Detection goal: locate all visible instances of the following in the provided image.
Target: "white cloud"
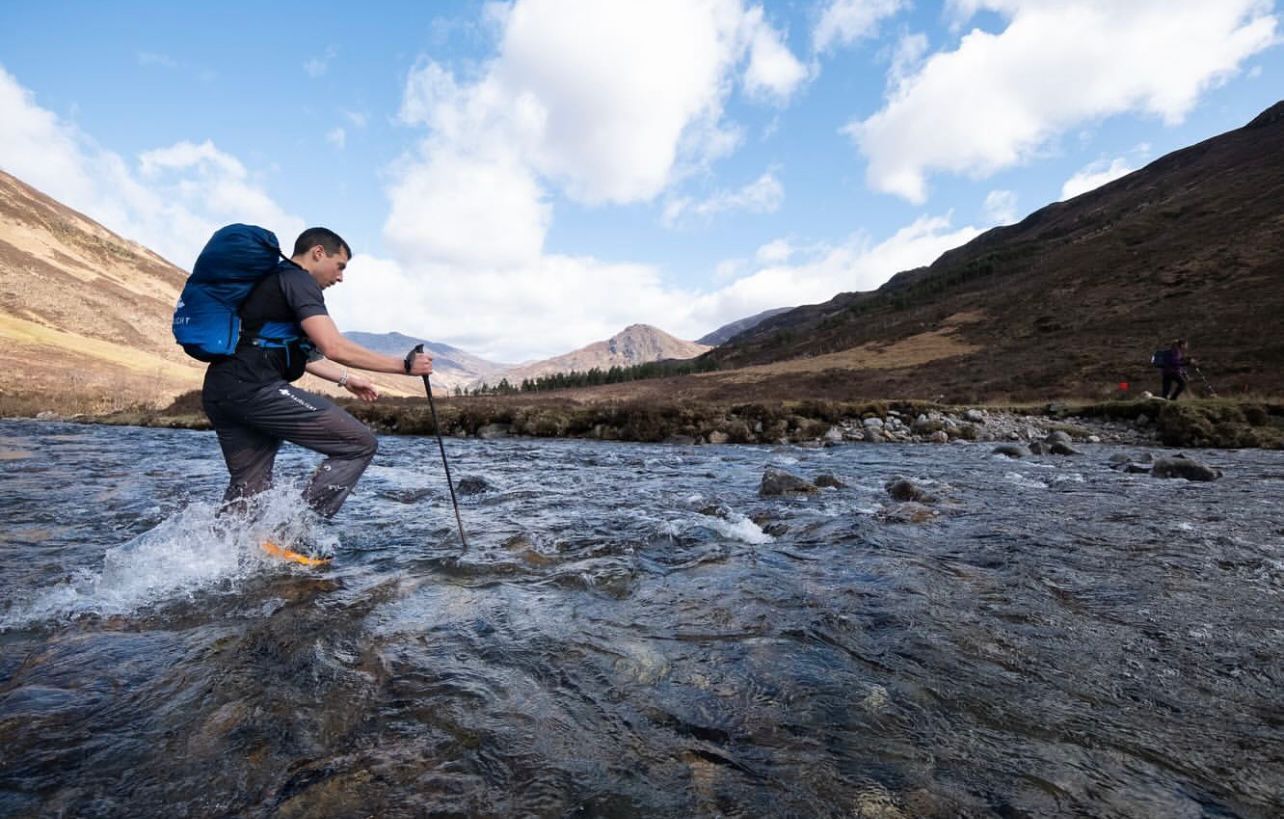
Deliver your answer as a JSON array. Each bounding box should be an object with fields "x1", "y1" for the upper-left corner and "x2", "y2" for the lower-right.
[
  {"x1": 1060, "y1": 157, "x2": 1134, "y2": 200},
  {"x1": 137, "y1": 52, "x2": 177, "y2": 68},
  {"x1": 326, "y1": 127, "x2": 346, "y2": 149},
  {"x1": 755, "y1": 238, "x2": 794, "y2": 264},
  {"x1": 814, "y1": 0, "x2": 907, "y2": 53},
  {"x1": 741, "y1": 6, "x2": 809, "y2": 102},
  {"x1": 384, "y1": 146, "x2": 549, "y2": 269},
  {"x1": 663, "y1": 171, "x2": 784, "y2": 226},
  {"x1": 983, "y1": 189, "x2": 1018, "y2": 224},
  {"x1": 849, "y1": 0, "x2": 1278, "y2": 202},
  {"x1": 303, "y1": 46, "x2": 337, "y2": 78},
  {"x1": 369, "y1": 0, "x2": 815, "y2": 356},
  {"x1": 343, "y1": 110, "x2": 368, "y2": 128},
  {"x1": 0, "y1": 66, "x2": 301, "y2": 268},
  {"x1": 887, "y1": 31, "x2": 928, "y2": 91}
]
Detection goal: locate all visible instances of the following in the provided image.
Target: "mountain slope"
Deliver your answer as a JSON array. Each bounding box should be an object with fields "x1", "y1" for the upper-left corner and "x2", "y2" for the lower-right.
[
  {"x1": 492, "y1": 324, "x2": 711, "y2": 386},
  {"x1": 697, "y1": 307, "x2": 793, "y2": 346},
  {"x1": 706, "y1": 101, "x2": 1284, "y2": 400},
  {"x1": 0, "y1": 170, "x2": 204, "y2": 406},
  {"x1": 344, "y1": 331, "x2": 511, "y2": 393}
]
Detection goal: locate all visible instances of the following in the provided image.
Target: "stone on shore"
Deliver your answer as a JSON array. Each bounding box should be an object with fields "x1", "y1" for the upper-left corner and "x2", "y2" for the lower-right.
[{"x1": 477, "y1": 423, "x2": 511, "y2": 439}]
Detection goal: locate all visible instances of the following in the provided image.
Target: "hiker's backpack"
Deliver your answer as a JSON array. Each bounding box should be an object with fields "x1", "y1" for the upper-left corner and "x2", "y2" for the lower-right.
[
  {"x1": 1150, "y1": 349, "x2": 1172, "y2": 368},
  {"x1": 172, "y1": 224, "x2": 297, "y2": 361}
]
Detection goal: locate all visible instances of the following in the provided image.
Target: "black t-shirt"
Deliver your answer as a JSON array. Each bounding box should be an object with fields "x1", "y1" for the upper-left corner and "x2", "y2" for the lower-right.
[{"x1": 203, "y1": 263, "x2": 328, "y2": 397}]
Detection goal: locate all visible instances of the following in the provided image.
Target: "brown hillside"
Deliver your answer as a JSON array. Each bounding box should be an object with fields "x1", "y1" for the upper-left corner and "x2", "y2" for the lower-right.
[
  {"x1": 0, "y1": 171, "x2": 204, "y2": 407},
  {"x1": 703, "y1": 101, "x2": 1284, "y2": 402}
]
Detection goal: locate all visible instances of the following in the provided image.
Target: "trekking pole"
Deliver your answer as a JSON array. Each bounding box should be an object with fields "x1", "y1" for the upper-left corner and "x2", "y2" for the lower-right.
[
  {"x1": 412, "y1": 344, "x2": 469, "y2": 552},
  {"x1": 1194, "y1": 366, "x2": 1217, "y2": 398}
]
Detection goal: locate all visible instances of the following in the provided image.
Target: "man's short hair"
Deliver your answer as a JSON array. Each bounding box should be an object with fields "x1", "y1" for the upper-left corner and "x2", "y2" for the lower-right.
[{"x1": 293, "y1": 227, "x2": 351, "y2": 259}]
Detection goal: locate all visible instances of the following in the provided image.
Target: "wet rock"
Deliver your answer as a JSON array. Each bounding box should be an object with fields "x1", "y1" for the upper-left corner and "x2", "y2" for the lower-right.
[
  {"x1": 1108, "y1": 452, "x2": 1131, "y2": 464},
  {"x1": 885, "y1": 477, "x2": 935, "y2": 504},
  {"x1": 929, "y1": 430, "x2": 949, "y2": 444},
  {"x1": 759, "y1": 467, "x2": 818, "y2": 496},
  {"x1": 456, "y1": 475, "x2": 492, "y2": 495},
  {"x1": 824, "y1": 426, "x2": 844, "y2": 443},
  {"x1": 1123, "y1": 463, "x2": 1152, "y2": 474},
  {"x1": 1045, "y1": 430, "x2": 1073, "y2": 446},
  {"x1": 992, "y1": 444, "x2": 1028, "y2": 459},
  {"x1": 382, "y1": 487, "x2": 435, "y2": 504},
  {"x1": 1152, "y1": 456, "x2": 1222, "y2": 481},
  {"x1": 1048, "y1": 442, "x2": 1081, "y2": 456},
  {"x1": 706, "y1": 430, "x2": 730, "y2": 445},
  {"x1": 749, "y1": 513, "x2": 789, "y2": 537},
  {"x1": 814, "y1": 472, "x2": 847, "y2": 489},
  {"x1": 477, "y1": 422, "x2": 511, "y2": 439},
  {"x1": 666, "y1": 434, "x2": 698, "y2": 445},
  {"x1": 844, "y1": 429, "x2": 866, "y2": 442},
  {"x1": 1028, "y1": 441, "x2": 1045, "y2": 455},
  {"x1": 698, "y1": 504, "x2": 731, "y2": 519},
  {"x1": 864, "y1": 428, "x2": 884, "y2": 443},
  {"x1": 880, "y1": 502, "x2": 938, "y2": 524}
]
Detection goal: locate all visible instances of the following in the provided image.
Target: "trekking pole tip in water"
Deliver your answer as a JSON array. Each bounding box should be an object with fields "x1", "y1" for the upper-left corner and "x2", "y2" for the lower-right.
[{"x1": 410, "y1": 343, "x2": 469, "y2": 553}]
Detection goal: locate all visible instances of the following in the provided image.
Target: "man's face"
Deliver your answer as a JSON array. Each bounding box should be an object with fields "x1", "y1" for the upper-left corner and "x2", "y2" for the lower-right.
[{"x1": 303, "y1": 246, "x2": 349, "y2": 289}]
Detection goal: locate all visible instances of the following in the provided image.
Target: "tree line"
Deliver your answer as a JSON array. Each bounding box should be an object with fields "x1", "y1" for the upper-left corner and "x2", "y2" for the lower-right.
[{"x1": 456, "y1": 357, "x2": 721, "y2": 396}]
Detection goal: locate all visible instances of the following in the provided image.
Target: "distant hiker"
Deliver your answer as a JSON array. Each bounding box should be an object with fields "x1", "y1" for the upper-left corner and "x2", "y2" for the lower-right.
[
  {"x1": 192, "y1": 226, "x2": 433, "y2": 531},
  {"x1": 1152, "y1": 339, "x2": 1196, "y2": 400}
]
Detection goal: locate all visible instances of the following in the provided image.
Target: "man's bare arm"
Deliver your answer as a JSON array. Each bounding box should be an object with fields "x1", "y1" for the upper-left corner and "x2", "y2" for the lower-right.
[{"x1": 301, "y1": 315, "x2": 433, "y2": 375}]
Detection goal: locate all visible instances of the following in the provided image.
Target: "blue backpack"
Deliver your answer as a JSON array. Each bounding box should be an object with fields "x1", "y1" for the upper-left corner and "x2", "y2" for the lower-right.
[{"x1": 172, "y1": 224, "x2": 304, "y2": 361}]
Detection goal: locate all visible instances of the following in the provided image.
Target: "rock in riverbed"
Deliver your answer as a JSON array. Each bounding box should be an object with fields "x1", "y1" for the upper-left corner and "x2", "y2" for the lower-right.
[
  {"x1": 885, "y1": 477, "x2": 935, "y2": 504},
  {"x1": 760, "y1": 468, "x2": 818, "y2": 496},
  {"x1": 1152, "y1": 456, "x2": 1222, "y2": 482}
]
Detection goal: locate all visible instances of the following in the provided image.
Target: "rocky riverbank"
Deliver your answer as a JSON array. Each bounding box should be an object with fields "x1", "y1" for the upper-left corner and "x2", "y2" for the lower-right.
[{"x1": 31, "y1": 393, "x2": 1284, "y2": 450}]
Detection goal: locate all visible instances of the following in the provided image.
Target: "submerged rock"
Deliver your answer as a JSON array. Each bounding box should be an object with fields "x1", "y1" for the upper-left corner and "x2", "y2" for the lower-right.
[
  {"x1": 1048, "y1": 442, "x2": 1081, "y2": 456},
  {"x1": 879, "y1": 501, "x2": 938, "y2": 524},
  {"x1": 1152, "y1": 456, "x2": 1222, "y2": 482},
  {"x1": 992, "y1": 444, "x2": 1028, "y2": 459},
  {"x1": 456, "y1": 475, "x2": 492, "y2": 495},
  {"x1": 759, "y1": 467, "x2": 818, "y2": 496},
  {"x1": 814, "y1": 472, "x2": 847, "y2": 489},
  {"x1": 885, "y1": 477, "x2": 935, "y2": 504}
]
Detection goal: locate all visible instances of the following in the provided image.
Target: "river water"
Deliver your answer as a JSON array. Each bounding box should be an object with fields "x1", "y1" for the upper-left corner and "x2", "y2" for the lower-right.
[{"x1": 0, "y1": 419, "x2": 1281, "y2": 817}]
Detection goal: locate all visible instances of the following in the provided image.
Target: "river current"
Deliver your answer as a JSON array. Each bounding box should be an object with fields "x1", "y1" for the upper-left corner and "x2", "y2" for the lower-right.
[{"x1": 0, "y1": 419, "x2": 1281, "y2": 817}]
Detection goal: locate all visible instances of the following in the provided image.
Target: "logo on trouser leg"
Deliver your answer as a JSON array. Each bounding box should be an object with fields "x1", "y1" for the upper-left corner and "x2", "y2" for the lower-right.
[{"x1": 277, "y1": 387, "x2": 319, "y2": 411}]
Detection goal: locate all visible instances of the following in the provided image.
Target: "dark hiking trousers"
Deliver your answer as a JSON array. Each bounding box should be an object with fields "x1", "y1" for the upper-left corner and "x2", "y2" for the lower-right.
[
  {"x1": 1162, "y1": 372, "x2": 1187, "y2": 400},
  {"x1": 203, "y1": 381, "x2": 377, "y2": 518}
]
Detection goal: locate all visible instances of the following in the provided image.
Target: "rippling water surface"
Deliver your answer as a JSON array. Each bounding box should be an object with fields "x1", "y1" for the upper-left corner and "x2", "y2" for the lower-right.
[{"x1": 1, "y1": 419, "x2": 1282, "y2": 817}]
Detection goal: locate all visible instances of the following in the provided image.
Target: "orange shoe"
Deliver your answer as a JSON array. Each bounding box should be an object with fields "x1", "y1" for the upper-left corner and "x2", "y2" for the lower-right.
[{"x1": 260, "y1": 538, "x2": 333, "y2": 567}]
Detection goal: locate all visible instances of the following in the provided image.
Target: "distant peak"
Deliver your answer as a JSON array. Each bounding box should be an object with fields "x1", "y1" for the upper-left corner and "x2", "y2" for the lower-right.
[{"x1": 1246, "y1": 100, "x2": 1284, "y2": 129}]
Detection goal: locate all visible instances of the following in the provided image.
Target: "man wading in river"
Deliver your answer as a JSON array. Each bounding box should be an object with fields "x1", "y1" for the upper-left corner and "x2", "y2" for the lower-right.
[{"x1": 194, "y1": 227, "x2": 434, "y2": 560}]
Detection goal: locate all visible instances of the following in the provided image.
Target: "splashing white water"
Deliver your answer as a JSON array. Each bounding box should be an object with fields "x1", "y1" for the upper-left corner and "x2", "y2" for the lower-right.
[{"x1": 1, "y1": 486, "x2": 339, "y2": 628}]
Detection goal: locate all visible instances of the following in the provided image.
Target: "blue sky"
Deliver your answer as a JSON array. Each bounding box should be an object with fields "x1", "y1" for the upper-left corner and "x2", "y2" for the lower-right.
[{"x1": 1, "y1": 1, "x2": 1280, "y2": 362}]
